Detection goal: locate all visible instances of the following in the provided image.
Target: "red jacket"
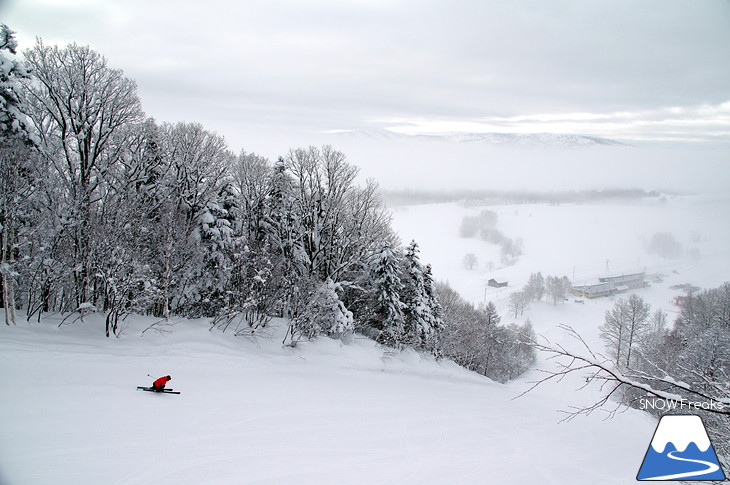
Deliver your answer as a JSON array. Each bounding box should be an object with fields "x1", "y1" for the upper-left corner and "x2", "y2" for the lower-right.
[{"x1": 153, "y1": 376, "x2": 171, "y2": 388}]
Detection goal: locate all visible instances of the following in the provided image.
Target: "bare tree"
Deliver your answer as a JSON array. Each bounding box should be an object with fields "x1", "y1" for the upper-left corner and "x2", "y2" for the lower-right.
[
  {"x1": 231, "y1": 150, "x2": 271, "y2": 237},
  {"x1": 462, "y1": 253, "x2": 478, "y2": 270},
  {"x1": 285, "y1": 145, "x2": 389, "y2": 281},
  {"x1": 509, "y1": 290, "x2": 529, "y2": 318},
  {"x1": 22, "y1": 41, "x2": 143, "y2": 307},
  {"x1": 599, "y1": 295, "x2": 650, "y2": 367},
  {"x1": 545, "y1": 275, "x2": 571, "y2": 305}
]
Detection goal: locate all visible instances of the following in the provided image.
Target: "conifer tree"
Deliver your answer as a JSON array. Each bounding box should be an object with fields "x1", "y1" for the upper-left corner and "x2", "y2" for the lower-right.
[
  {"x1": 422, "y1": 263, "x2": 445, "y2": 355},
  {"x1": 0, "y1": 24, "x2": 31, "y2": 137},
  {"x1": 482, "y1": 301, "x2": 501, "y2": 326},
  {"x1": 368, "y1": 241, "x2": 406, "y2": 348},
  {"x1": 401, "y1": 240, "x2": 443, "y2": 354}
]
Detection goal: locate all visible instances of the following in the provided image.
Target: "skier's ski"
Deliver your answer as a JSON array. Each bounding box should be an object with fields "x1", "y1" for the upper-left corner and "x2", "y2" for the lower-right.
[{"x1": 136, "y1": 386, "x2": 180, "y2": 394}]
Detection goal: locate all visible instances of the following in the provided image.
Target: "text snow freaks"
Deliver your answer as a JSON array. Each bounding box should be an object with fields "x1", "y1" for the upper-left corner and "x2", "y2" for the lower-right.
[{"x1": 639, "y1": 398, "x2": 726, "y2": 412}]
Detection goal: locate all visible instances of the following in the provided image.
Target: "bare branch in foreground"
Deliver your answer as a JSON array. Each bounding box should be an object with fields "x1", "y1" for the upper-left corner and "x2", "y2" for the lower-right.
[{"x1": 515, "y1": 324, "x2": 730, "y2": 420}]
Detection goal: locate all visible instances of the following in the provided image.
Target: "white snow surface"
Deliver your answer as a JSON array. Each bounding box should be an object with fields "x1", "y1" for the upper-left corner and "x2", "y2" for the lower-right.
[
  {"x1": 2, "y1": 194, "x2": 728, "y2": 484},
  {"x1": 0, "y1": 316, "x2": 652, "y2": 485},
  {"x1": 651, "y1": 415, "x2": 711, "y2": 453}
]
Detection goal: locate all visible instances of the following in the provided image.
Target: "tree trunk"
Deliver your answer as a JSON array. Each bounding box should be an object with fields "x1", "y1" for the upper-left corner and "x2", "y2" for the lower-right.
[{"x1": 1, "y1": 217, "x2": 15, "y2": 324}]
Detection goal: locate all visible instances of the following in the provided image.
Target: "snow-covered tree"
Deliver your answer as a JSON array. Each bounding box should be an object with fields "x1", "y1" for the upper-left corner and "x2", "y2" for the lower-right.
[
  {"x1": 216, "y1": 240, "x2": 275, "y2": 334},
  {"x1": 260, "y1": 158, "x2": 306, "y2": 317},
  {"x1": 195, "y1": 183, "x2": 238, "y2": 316},
  {"x1": 524, "y1": 272, "x2": 545, "y2": 301},
  {"x1": 501, "y1": 237, "x2": 523, "y2": 265},
  {"x1": 422, "y1": 263, "x2": 445, "y2": 355},
  {"x1": 278, "y1": 146, "x2": 393, "y2": 320},
  {"x1": 232, "y1": 150, "x2": 271, "y2": 239},
  {"x1": 492, "y1": 321, "x2": 536, "y2": 381},
  {"x1": 367, "y1": 241, "x2": 406, "y2": 348},
  {"x1": 289, "y1": 278, "x2": 353, "y2": 342},
  {"x1": 0, "y1": 139, "x2": 38, "y2": 325},
  {"x1": 22, "y1": 41, "x2": 144, "y2": 308},
  {"x1": 0, "y1": 25, "x2": 33, "y2": 324},
  {"x1": 0, "y1": 24, "x2": 31, "y2": 137},
  {"x1": 401, "y1": 240, "x2": 443, "y2": 353},
  {"x1": 162, "y1": 122, "x2": 232, "y2": 221},
  {"x1": 438, "y1": 282, "x2": 534, "y2": 382},
  {"x1": 481, "y1": 301, "x2": 501, "y2": 326},
  {"x1": 158, "y1": 122, "x2": 233, "y2": 316},
  {"x1": 527, "y1": 284, "x2": 730, "y2": 460}
]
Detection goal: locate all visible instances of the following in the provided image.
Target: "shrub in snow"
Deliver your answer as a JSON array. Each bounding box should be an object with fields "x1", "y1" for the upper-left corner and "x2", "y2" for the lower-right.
[{"x1": 290, "y1": 279, "x2": 354, "y2": 342}]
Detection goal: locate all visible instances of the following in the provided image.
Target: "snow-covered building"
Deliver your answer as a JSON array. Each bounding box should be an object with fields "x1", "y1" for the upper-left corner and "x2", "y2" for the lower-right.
[
  {"x1": 598, "y1": 272, "x2": 646, "y2": 290},
  {"x1": 571, "y1": 282, "x2": 616, "y2": 299},
  {"x1": 488, "y1": 278, "x2": 508, "y2": 288},
  {"x1": 572, "y1": 272, "x2": 646, "y2": 299}
]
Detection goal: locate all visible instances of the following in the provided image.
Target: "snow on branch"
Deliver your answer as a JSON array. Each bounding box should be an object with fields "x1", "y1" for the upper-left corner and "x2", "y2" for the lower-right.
[{"x1": 516, "y1": 324, "x2": 730, "y2": 421}]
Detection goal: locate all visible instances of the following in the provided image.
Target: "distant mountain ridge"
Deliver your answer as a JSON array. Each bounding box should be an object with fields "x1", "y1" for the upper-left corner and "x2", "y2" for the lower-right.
[{"x1": 332, "y1": 128, "x2": 627, "y2": 148}]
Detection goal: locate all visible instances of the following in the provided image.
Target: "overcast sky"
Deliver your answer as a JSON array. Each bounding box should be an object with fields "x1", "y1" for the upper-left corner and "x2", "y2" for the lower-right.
[{"x1": 3, "y1": 0, "x2": 730, "y2": 152}]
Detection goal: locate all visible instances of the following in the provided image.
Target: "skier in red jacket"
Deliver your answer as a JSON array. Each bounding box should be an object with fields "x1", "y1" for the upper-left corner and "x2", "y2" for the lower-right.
[{"x1": 151, "y1": 375, "x2": 171, "y2": 391}]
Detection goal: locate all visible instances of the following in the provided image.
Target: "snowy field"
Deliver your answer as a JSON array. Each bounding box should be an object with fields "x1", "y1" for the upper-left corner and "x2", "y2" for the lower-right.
[
  {"x1": 2, "y1": 194, "x2": 729, "y2": 485},
  {"x1": 392, "y1": 194, "x2": 730, "y2": 306}
]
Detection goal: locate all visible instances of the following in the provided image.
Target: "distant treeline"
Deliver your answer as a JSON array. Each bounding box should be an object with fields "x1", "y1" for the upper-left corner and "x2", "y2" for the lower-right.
[{"x1": 382, "y1": 188, "x2": 662, "y2": 207}]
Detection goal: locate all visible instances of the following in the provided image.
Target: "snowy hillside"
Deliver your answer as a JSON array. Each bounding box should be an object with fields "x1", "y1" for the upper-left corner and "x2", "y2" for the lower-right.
[
  {"x1": 5, "y1": 194, "x2": 728, "y2": 484},
  {"x1": 1, "y1": 314, "x2": 655, "y2": 485}
]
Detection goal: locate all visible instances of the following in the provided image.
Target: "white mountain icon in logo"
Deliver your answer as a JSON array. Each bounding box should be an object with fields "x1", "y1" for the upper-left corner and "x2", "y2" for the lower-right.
[{"x1": 637, "y1": 415, "x2": 725, "y2": 481}]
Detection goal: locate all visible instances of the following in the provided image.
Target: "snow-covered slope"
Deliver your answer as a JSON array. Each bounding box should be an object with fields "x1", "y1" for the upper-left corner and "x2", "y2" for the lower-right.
[
  {"x1": 2, "y1": 195, "x2": 727, "y2": 485},
  {"x1": 0, "y1": 314, "x2": 653, "y2": 485}
]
